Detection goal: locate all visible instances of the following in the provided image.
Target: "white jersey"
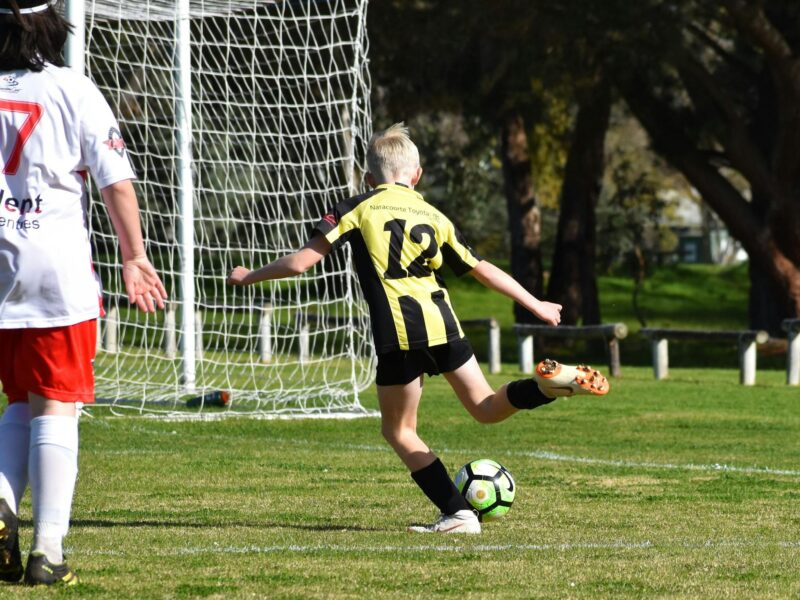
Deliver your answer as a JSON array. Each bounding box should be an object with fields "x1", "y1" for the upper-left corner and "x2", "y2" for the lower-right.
[{"x1": 0, "y1": 63, "x2": 135, "y2": 328}]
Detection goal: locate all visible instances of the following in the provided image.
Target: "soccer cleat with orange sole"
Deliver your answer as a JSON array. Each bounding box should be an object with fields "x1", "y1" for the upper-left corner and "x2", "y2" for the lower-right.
[{"x1": 534, "y1": 358, "x2": 610, "y2": 398}]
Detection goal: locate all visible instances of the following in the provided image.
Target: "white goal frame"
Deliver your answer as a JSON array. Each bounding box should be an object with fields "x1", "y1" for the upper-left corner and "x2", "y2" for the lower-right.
[{"x1": 64, "y1": 0, "x2": 376, "y2": 418}]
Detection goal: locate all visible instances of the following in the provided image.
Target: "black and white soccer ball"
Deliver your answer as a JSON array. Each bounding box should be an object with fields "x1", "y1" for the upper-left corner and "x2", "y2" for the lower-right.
[{"x1": 454, "y1": 459, "x2": 516, "y2": 521}]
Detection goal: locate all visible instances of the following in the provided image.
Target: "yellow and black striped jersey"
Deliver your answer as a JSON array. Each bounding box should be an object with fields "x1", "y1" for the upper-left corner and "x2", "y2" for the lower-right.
[{"x1": 313, "y1": 183, "x2": 482, "y2": 353}]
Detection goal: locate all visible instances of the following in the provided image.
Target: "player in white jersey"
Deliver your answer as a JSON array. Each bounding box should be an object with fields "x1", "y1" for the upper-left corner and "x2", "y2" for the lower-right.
[{"x1": 0, "y1": 0, "x2": 167, "y2": 586}]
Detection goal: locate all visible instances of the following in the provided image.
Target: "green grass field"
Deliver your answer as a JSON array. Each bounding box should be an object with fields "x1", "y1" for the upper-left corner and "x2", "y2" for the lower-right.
[
  {"x1": 2, "y1": 263, "x2": 799, "y2": 597},
  {"x1": 2, "y1": 366, "x2": 799, "y2": 598}
]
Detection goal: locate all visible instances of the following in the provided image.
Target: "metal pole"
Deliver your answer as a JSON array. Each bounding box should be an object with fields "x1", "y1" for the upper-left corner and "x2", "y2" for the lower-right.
[
  {"x1": 176, "y1": 0, "x2": 195, "y2": 392},
  {"x1": 64, "y1": 0, "x2": 85, "y2": 75}
]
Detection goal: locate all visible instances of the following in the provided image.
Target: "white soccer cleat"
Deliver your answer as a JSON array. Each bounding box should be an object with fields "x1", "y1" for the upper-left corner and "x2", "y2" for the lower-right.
[
  {"x1": 407, "y1": 509, "x2": 481, "y2": 534},
  {"x1": 534, "y1": 358, "x2": 610, "y2": 398}
]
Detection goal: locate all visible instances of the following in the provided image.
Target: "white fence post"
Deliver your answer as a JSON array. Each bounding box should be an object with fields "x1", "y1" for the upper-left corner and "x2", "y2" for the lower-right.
[
  {"x1": 739, "y1": 335, "x2": 757, "y2": 386},
  {"x1": 788, "y1": 329, "x2": 800, "y2": 386},
  {"x1": 164, "y1": 304, "x2": 177, "y2": 359},
  {"x1": 488, "y1": 319, "x2": 501, "y2": 374},
  {"x1": 299, "y1": 323, "x2": 310, "y2": 365},
  {"x1": 653, "y1": 337, "x2": 668, "y2": 380},
  {"x1": 784, "y1": 320, "x2": 800, "y2": 386},
  {"x1": 259, "y1": 304, "x2": 273, "y2": 363},
  {"x1": 104, "y1": 306, "x2": 119, "y2": 354},
  {"x1": 518, "y1": 333, "x2": 533, "y2": 374},
  {"x1": 195, "y1": 310, "x2": 204, "y2": 360}
]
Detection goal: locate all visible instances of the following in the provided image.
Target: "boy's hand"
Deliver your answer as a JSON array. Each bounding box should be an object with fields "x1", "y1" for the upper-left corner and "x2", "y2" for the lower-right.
[
  {"x1": 122, "y1": 256, "x2": 168, "y2": 313},
  {"x1": 533, "y1": 300, "x2": 562, "y2": 326},
  {"x1": 227, "y1": 266, "x2": 252, "y2": 286}
]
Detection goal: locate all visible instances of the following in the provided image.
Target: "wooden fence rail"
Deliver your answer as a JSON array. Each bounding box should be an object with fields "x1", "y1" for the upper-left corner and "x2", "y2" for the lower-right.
[
  {"x1": 96, "y1": 299, "x2": 800, "y2": 387},
  {"x1": 513, "y1": 323, "x2": 628, "y2": 377},
  {"x1": 640, "y1": 328, "x2": 769, "y2": 385}
]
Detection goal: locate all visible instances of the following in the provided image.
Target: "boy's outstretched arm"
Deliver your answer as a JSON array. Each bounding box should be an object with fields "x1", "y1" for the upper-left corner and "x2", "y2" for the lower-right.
[
  {"x1": 227, "y1": 234, "x2": 332, "y2": 286},
  {"x1": 469, "y1": 260, "x2": 562, "y2": 326}
]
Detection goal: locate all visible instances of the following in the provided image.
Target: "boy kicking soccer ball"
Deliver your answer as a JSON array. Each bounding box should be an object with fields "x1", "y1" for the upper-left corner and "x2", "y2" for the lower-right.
[
  {"x1": 227, "y1": 123, "x2": 608, "y2": 534},
  {"x1": 0, "y1": 0, "x2": 167, "y2": 585}
]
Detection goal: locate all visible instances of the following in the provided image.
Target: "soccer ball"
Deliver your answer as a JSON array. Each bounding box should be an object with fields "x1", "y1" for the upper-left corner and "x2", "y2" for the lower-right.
[{"x1": 454, "y1": 459, "x2": 516, "y2": 521}]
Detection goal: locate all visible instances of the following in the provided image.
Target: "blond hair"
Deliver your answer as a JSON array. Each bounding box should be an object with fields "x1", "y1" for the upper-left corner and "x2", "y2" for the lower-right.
[{"x1": 366, "y1": 122, "x2": 420, "y2": 183}]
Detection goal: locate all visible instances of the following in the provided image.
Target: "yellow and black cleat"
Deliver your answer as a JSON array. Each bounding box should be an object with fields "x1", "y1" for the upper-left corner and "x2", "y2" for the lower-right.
[
  {"x1": 23, "y1": 551, "x2": 78, "y2": 586},
  {"x1": 0, "y1": 499, "x2": 23, "y2": 583}
]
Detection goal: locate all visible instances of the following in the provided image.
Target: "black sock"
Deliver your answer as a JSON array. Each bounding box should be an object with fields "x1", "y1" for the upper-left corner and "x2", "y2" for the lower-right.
[
  {"x1": 410, "y1": 458, "x2": 470, "y2": 515},
  {"x1": 506, "y1": 378, "x2": 556, "y2": 410}
]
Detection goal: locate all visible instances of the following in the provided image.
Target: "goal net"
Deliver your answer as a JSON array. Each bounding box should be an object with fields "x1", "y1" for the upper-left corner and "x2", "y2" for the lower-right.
[{"x1": 79, "y1": 0, "x2": 375, "y2": 417}]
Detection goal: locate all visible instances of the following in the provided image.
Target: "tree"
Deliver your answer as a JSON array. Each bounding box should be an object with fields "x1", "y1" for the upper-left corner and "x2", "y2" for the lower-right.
[
  {"x1": 366, "y1": 0, "x2": 800, "y2": 333},
  {"x1": 546, "y1": 78, "x2": 611, "y2": 325},
  {"x1": 520, "y1": 0, "x2": 800, "y2": 332},
  {"x1": 367, "y1": 2, "x2": 592, "y2": 319},
  {"x1": 608, "y1": 0, "x2": 800, "y2": 333},
  {"x1": 500, "y1": 113, "x2": 545, "y2": 323}
]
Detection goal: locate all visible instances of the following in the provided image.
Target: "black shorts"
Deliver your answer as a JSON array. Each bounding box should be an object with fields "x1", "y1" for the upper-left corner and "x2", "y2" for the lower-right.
[{"x1": 375, "y1": 338, "x2": 474, "y2": 386}]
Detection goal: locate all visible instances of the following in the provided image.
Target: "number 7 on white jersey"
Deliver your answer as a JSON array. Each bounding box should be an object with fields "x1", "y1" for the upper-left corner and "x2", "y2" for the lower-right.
[{"x1": 0, "y1": 100, "x2": 44, "y2": 176}]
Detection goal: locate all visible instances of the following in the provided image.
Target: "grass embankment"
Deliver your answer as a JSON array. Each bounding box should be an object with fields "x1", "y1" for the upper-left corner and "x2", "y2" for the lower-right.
[{"x1": 449, "y1": 262, "x2": 784, "y2": 371}]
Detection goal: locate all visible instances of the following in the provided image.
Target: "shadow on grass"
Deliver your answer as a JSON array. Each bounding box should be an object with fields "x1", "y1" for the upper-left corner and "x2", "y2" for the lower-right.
[{"x1": 44, "y1": 519, "x2": 386, "y2": 533}]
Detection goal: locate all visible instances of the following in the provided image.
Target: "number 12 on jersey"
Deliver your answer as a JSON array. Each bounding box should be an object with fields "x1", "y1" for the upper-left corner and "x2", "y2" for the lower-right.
[
  {"x1": 383, "y1": 218, "x2": 439, "y2": 280},
  {"x1": 0, "y1": 100, "x2": 44, "y2": 176}
]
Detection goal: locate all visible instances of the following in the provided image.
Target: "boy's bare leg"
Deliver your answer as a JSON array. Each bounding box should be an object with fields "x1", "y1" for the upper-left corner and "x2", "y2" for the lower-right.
[
  {"x1": 378, "y1": 379, "x2": 474, "y2": 522},
  {"x1": 446, "y1": 356, "x2": 609, "y2": 422},
  {"x1": 377, "y1": 378, "x2": 435, "y2": 471},
  {"x1": 443, "y1": 356, "x2": 518, "y2": 423}
]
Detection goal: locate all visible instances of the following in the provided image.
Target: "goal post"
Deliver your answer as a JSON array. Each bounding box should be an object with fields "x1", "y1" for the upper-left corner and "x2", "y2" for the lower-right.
[{"x1": 67, "y1": 0, "x2": 376, "y2": 417}]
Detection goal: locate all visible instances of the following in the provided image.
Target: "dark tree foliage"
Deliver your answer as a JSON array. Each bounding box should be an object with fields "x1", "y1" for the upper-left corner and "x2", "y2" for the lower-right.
[
  {"x1": 368, "y1": 2, "x2": 561, "y2": 319},
  {"x1": 605, "y1": 0, "x2": 800, "y2": 332},
  {"x1": 370, "y1": 0, "x2": 800, "y2": 332}
]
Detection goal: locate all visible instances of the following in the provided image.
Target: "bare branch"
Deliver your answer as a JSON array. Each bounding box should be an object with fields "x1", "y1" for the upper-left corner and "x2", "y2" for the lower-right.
[
  {"x1": 722, "y1": 0, "x2": 792, "y2": 62},
  {"x1": 721, "y1": 0, "x2": 800, "y2": 179},
  {"x1": 618, "y1": 75, "x2": 759, "y2": 249},
  {"x1": 687, "y1": 22, "x2": 758, "y2": 79},
  {"x1": 674, "y1": 53, "x2": 777, "y2": 199}
]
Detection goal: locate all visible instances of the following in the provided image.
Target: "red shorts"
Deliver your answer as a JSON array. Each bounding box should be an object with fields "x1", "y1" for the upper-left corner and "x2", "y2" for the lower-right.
[{"x1": 0, "y1": 319, "x2": 97, "y2": 404}]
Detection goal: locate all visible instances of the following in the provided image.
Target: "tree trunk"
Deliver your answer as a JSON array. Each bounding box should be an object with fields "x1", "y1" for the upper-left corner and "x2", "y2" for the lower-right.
[
  {"x1": 500, "y1": 112, "x2": 544, "y2": 324},
  {"x1": 621, "y1": 78, "x2": 800, "y2": 334},
  {"x1": 748, "y1": 260, "x2": 792, "y2": 333},
  {"x1": 547, "y1": 80, "x2": 612, "y2": 325}
]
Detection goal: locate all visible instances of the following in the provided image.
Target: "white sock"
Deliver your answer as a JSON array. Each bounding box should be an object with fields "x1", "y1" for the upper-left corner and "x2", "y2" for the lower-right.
[
  {"x1": 0, "y1": 403, "x2": 32, "y2": 514},
  {"x1": 29, "y1": 415, "x2": 79, "y2": 564}
]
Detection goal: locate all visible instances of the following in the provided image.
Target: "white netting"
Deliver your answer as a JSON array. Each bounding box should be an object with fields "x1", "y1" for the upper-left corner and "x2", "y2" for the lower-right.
[{"x1": 81, "y1": 0, "x2": 375, "y2": 417}]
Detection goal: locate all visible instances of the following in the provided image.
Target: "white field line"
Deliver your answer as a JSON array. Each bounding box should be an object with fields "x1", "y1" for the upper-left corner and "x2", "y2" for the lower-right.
[
  {"x1": 507, "y1": 449, "x2": 800, "y2": 477},
  {"x1": 331, "y1": 443, "x2": 800, "y2": 478},
  {"x1": 95, "y1": 421, "x2": 800, "y2": 478},
  {"x1": 72, "y1": 539, "x2": 800, "y2": 557}
]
